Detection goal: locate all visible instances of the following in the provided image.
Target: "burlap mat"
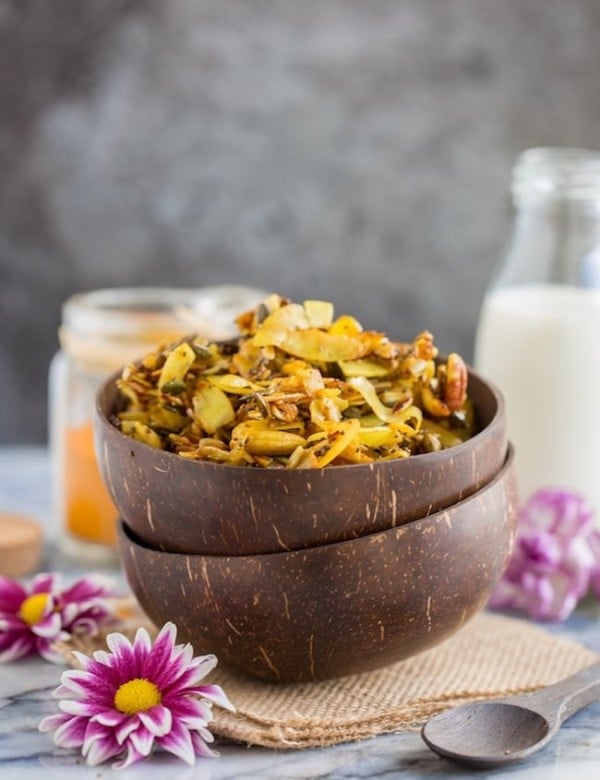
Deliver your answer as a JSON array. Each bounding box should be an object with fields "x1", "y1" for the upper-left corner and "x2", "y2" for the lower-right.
[{"x1": 57, "y1": 608, "x2": 599, "y2": 750}]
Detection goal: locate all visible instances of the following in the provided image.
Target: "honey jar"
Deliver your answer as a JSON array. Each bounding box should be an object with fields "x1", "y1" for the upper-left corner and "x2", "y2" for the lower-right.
[{"x1": 49, "y1": 285, "x2": 267, "y2": 559}]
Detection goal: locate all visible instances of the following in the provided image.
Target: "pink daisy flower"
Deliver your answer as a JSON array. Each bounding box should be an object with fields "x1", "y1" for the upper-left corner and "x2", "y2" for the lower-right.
[
  {"x1": 39, "y1": 622, "x2": 235, "y2": 769},
  {"x1": 0, "y1": 572, "x2": 116, "y2": 663}
]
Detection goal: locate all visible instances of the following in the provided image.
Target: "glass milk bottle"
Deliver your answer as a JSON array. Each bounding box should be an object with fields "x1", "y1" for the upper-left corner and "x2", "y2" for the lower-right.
[
  {"x1": 49, "y1": 285, "x2": 268, "y2": 560},
  {"x1": 474, "y1": 148, "x2": 600, "y2": 521}
]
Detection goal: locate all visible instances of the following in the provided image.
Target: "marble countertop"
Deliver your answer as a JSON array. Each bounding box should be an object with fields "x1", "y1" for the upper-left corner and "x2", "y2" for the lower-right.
[{"x1": 2, "y1": 446, "x2": 600, "y2": 779}]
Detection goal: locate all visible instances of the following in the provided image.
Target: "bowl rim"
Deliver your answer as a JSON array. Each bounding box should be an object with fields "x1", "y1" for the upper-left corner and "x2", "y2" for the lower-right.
[
  {"x1": 119, "y1": 442, "x2": 515, "y2": 561},
  {"x1": 96, "y1": 361, "x2": 506, "y2": 475}
]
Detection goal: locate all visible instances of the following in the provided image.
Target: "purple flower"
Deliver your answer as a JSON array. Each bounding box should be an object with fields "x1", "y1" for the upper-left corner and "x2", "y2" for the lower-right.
[
  {"x1": 489, "y1": 489, "x2": 599, "y2": 621},
  {"x1": 588, "y1": 531, "x2": 600, "y2": 599},
  {"x1": 0, "y1": 573, "x2": 116, "y2": 663},
  {"x1": 39, "y1": 622, "x2": 235, "y2": 769}
]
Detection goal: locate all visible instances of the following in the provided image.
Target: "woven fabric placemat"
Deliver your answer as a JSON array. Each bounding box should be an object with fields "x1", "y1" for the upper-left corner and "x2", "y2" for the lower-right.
[{"x1": 57, "y1": 608, "x2": 599, "y2": 750}]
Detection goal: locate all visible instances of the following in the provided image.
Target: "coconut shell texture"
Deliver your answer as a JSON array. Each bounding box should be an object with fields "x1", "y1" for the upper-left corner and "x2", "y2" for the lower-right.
[
  {"x1": 96, "y1": 368, "x2": 507, "y2": 556},
  {"x1": 119, "y1": 446, "x2": 518, "y2": 683}
]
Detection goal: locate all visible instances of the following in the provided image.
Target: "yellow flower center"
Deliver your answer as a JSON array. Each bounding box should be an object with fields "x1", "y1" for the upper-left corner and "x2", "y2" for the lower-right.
[
  {"x1": 19, "y1": 593, "x2": 50, "y2": 625},
  {"x1": 114, "y1": 678, "x2": 162, "y2": 715}
]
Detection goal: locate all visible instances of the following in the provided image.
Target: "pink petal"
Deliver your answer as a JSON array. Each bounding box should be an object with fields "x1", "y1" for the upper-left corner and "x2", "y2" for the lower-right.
[
  {"x1": 171, "y1": 641, "x2": 194, "y2": 668},
  {"x1": 32, "y1": 612, "x2": 62, "y2": 639},
  {"x1": 0, "y1": 576, "x2": 27, "y2": 610},
  {"x1": 567, "y1": 537, "x2": 596, "y2": 572},
  {"x1": 130, "y1": 724, "x2": 156, "y2": 757},
  {"x1": 139, "y1": 706, "x2": 172, "y2": 737},
  {"x1": 113, "y1": 743, "x2": 144, "y2": 770},
  {"x1": 53, "y1": 684, "x2": 77, "y2": 698},
  {"x1": 133, "y1": 625, "x2": 153, "y2": 648},
  {"x1": 0, "y1": 614, "x2": 27, "y2": 630},
  {"x1": 0, "y1": 634, "x2": 35, "y2": 661},
  {"x1": 156, "y1": 621, "x2": 177, "y2": 648},
  {"x1": 59, "y1": 668, "x2": 114, "y2": 705},
  {"x1": 85, "y1": 652, "x2": 123, "y2": 682},
  {"x1": 71, "y1": 650, "x2": 95, "y2": 669},
  {"x1": 191, "y1": 730, "x2": 219, "y2": 758},
  {"x1": 39, "y1": 712, "x2": 71, "y2": 733},
  {"x1": 38, "y1": 638, "x2": 69, "y2": 664},
  {"x1": 524, "y1": 574, "x2": 556, "y2": 619},
  {"x1": 104, "y1": 627, "x2": 153, "y2": 680},
  {"x1": 53, "y1": 715, "x2": 88, "y2": 748},
  {"x1": 191, "y1": 653, "x2": 218, "y2": 678},
  {"x1": 167, "y1": 696, "x2": 209, "y2": 722},
  {"x1": 61, "y1": 603, "x2": 80, "y2": 625},
  {"x1": 164, "y1": 655, "x2": 216, "y2": 693},
  {"x1": 194, "y1": 701, "x2": 214, "y2": 723},
  {"x1": 150, "y1": 654, "x2": 192, "y2": 692},
  {"x1": 84, "y1": 732, "x2": 122, "y2": 767},
  {"x1": 193, "y1": 683, "x2": 235, "y2": 712},
  {"x1": 31, "y1": 573, "x2": 59, "y2": 594},
  {"x1": 85, "y1": 660, "x2": 130, "y2": 693},
  {"x1": 92, "y1": 710, "x2": 128, "y2": 728},
  {"x1": 105, "y1": 631, "x2": 133, "y2": 655},
  {"x1": 545, "y1": 570, "x2": 582, "y2": 621},
  {"x1": 58, "y1": 670, "x2": 95, "y2": 696},
  {"x1": 83, "y1": 718, "x2": 111, "y2": 751},
  {"x1": 588, "y1": 532, "x2": 600, "y2": 597},
  {"x1": 63, "y1": 575, "x2": 114, "y2": 603},
  {"x1": 59, "y1": 699, "x2": 98, "y2": 717},
  {"x1": 519, "y1": 533, "x2": 561, "y2": 569},
  {"x1": 158, "y1": 719, "x2": 195, "y2": 765},
  {"x1": 177, "y1": 714, "x2": 211, "y2": 731},
  {"x1": 195, "y1": 725, "x2": 215, "y2": 745},
  {"x1": 131, "y1": 627, "x2": 152, "y2": 671},
  {"x1": 115, "y1": 716, "x2": 140, "y2": 746},
  {"x1": 141, "y1": 623, "x2": 177, "y2": 680}
]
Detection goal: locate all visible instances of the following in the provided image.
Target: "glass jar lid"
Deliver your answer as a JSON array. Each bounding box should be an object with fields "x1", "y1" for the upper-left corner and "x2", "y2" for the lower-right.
[{"x1": 59, "y1": 285, "x2": 269, "y2": 370}]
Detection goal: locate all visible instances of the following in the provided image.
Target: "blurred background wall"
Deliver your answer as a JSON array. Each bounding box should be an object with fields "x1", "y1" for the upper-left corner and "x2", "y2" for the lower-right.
[{"x1": 1, "y1": 0, "x2": 599, "y2": 443}]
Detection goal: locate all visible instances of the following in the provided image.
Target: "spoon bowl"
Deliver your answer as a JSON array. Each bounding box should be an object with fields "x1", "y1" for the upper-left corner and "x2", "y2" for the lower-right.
[
  {"x1": 421, "y1": 661, "x2": 600, "y2": 768},
  {"x1": 422, "y1": 702, "x2": 550, "y2": 768}
]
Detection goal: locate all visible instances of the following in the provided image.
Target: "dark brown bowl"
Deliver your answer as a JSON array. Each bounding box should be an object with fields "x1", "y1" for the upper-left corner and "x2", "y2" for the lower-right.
[
  {"x1": 96, "y1": 367, "x2": 507, "y2": 556},
  {"x1": 119, "y1": 444, "x2": 518, "y2": 683}
]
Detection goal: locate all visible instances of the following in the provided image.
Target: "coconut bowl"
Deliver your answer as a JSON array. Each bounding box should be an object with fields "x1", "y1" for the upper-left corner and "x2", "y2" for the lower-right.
[
  {"x1": 118, "y1": 445, "x2": 517, "y2": 683},
  {"x1": 96, "y1": 368, "x2": 507, "y2": 556}
]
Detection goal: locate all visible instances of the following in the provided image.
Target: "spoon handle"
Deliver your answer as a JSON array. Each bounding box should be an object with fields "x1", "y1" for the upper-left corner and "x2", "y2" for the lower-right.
[{"x1": 509, "y1": 661, "x2": 600, "y2": 725}]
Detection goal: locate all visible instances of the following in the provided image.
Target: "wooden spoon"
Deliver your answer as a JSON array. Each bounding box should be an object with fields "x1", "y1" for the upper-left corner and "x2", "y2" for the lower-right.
[{"x1": 421, "y1": 662, "x2": 600, "y2": 768}]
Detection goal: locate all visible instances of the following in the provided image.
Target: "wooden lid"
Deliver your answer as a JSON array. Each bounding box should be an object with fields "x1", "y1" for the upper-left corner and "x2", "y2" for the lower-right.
[{"x1": 0, "y1": 513, "x2": 43, "y2": 577}]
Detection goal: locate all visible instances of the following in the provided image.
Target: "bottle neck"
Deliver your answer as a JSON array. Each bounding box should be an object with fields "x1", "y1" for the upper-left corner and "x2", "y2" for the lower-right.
[
  {"x1": 495, "y1": 148, "x2": 600, "y2": 291},
  {"x1": 512, "y1": 147, "x2": 600, "y2": 206}
]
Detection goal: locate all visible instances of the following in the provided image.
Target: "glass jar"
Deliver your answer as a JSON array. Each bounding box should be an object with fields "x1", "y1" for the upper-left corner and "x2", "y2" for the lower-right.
[
  {"x1": 474, "y1": 147, "x2": 600, "y2": 519},
  {"x1": 49, "y1": 285, "x2": 268, "y2": 559}
]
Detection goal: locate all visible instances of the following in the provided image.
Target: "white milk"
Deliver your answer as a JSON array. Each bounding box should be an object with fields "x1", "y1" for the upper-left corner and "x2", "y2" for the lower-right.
[{"x1": 474, "y1": 284, "x2": 600, "y2": 520}]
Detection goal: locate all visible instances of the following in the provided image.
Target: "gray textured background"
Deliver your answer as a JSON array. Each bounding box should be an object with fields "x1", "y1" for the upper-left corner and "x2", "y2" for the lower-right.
[{"x1": 2, "y1": 0, "x2": 600, "y2": 443}]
